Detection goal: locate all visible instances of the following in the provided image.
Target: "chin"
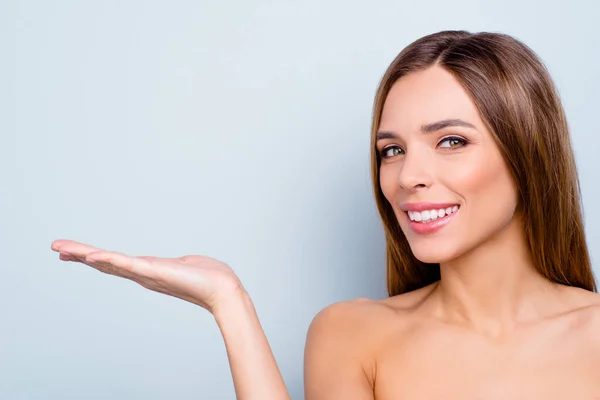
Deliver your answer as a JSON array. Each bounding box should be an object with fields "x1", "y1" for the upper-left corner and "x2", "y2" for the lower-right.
[{"x1": 407, "y1": 240, "x2": 464, "y2": 264}]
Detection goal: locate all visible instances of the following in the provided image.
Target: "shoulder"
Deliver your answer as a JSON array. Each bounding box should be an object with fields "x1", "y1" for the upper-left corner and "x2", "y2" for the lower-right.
[
  {"x1": 576, "y1": 289, "x2": 600, "y2": 322},
  {"x1": 554, "y1": 285, "x2": 600, "y2": 335},
  {"x1": 557, "y1": 285, "x2": 600, "y2": 313},
  {"x1": 305, "y1": 298, "x2": 393, "y2": 357},
  {"x1": 308, "y1": 282, "x2": 438, "y2": 331},
  {"x1": 306, "y1": 290, "x2": 427, "y2": 346},
  {"x1": 559, "y1": 287, "x2": 600, "y2": 362},
  {"x1": 305, "y1": 284, "x2": 438, "y2": 361},
  {"x1": 303, "y1": 298, "x2": 399, "y2": 398},
  {"x1": 303, "y1": 286, "x2": 436, "y2": 398},
  {"x1": 307, "y1": 297, "x2": 394, "y2": 334}
]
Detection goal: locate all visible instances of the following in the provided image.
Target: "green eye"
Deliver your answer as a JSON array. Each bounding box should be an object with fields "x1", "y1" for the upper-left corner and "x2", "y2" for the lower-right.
[
  {"x1": 381, "y1": 146, "x2": 404, "y2": 158},
  {"x1": 439, "y1": 137, "x2": 467, "y2": 149}
]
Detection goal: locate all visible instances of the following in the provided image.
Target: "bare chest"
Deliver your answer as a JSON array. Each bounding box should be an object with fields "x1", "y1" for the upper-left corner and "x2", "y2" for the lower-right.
[{"x1": 373, "y1": 326, "x2": 600, "y2": 399}]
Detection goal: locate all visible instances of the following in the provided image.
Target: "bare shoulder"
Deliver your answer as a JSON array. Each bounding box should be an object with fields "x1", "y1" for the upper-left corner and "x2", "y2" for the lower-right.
[
  {"x1": 303, "y1": 290, "x2": 433, "y2": 399},
  {"x1": 308, "y1": 296, "x2": 396, "y2": 331},
  {"x1": 555, "y1": 284, "x2": 600, "y2": 336},
  {"x1": 557, "y1": 284, "x2": 600, "y2": 312},
  {"x1": 308, "y1": 283, "x2": 437, "y2": 335},
  {"x1": 306, "y1": 283, "x2": 438, "y2": 354},
  {"x1": 303, "y1": 298, "x2": 389, "y2": 398},
  {"x1": 305, "y1": 297, "x2": 396, "y2": 355}
]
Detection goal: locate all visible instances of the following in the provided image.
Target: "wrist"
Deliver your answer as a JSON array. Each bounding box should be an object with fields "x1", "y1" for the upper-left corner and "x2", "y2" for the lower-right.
[{"x1": 212, "y1": 284, "x2": 254, "y2": 324}]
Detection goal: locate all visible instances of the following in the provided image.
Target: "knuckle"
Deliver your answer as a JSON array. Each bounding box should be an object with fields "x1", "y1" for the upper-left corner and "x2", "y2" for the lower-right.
[{"x1": 179, "y1": 255, "x2": 203, "y2": 264}]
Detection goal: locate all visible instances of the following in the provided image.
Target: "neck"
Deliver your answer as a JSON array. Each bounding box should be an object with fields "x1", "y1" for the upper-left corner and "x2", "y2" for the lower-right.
[{"x1": 432, "y1": 214, "x2": 560, "y2": 338}]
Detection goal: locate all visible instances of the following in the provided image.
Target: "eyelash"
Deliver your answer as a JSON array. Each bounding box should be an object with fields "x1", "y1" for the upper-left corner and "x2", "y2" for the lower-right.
[{"x1": 378, "y1": 136, "x2": 468, "y2": 158}]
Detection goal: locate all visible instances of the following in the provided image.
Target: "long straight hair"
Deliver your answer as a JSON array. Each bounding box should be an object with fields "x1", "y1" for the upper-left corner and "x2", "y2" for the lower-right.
[{"x1": 370, "y1": 30, "x2": 596, "y2": 296}]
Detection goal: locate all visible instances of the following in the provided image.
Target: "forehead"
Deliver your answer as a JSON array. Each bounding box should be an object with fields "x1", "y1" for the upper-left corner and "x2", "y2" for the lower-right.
[{"x1": 379, "y1": 66, "x2": 482, "y2": 132}]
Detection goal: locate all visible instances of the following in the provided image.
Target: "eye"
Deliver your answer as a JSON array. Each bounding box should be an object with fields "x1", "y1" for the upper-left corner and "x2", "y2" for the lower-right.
[
  {"x1": 438, "y1": 136, "x2": 467, "y2": 149},
  {"x1": 379, "y1": 145, "x2": 404, "y2": 158}
]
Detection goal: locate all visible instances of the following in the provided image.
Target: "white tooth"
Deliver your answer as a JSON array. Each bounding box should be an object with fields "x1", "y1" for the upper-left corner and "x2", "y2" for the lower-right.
[
  {"x1": 452, "y1": 206, "x2": 458, "y2": 213},
  {"x1": 438, "y1": 208, "x2": 445, "y2": 217},
  {"x1": 446, "y1": 207, "x2": 452, "y2": 214},
  {"x1": 430, "y1": 209, "x2": 438, "y2": 220},
  {"x1": 421, "y1": 210, "x2": 430, "y2": 221},
  {"x1": 414, "y1": 212, "x2": 422, "y2": 221},
  {"x1": 408, "y1": 211, "x2": 414, "y2": 221}
]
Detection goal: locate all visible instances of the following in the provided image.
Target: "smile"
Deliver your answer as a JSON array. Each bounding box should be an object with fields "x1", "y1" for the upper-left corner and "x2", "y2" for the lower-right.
[
  {"x1": 408, "y1": 205, "x2": 459, "y2": 223},
  {"x1": 400, "y1": 203, "x2": 461, "y2": 235}
]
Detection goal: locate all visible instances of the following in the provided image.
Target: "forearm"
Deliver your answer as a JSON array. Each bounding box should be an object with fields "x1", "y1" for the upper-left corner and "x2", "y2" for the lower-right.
[{"x1": 213, "y1": 288, "x2": 290, "y2": 400}]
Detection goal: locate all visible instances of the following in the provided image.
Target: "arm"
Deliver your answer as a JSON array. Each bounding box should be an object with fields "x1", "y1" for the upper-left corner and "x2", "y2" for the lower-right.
[
  {"x1": 51, "y1": 240, "x2": 290, "y2": 400},
  {"x1": 304, "y1": 301, "x2": 376, "y2": 400},
  {"x1": 214, "y1": 287, "x2": 290, "y2": 400}
]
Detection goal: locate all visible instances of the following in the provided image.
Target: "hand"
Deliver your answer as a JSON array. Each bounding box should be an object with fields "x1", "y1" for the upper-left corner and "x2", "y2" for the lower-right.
[{"x1": 51, "y1": 239, "x2": 245, "y2": 314}]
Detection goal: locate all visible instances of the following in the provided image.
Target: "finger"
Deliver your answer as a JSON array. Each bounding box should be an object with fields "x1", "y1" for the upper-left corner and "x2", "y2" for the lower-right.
[
  {"x1": 52, "y1": 239, "x2": 103, "y2": 256},
  {"x1": 137, "y1": 256, "x2": 158, "y2": 261},
  {"x1": 51, "y1": 239, "x2": 70, "y2": 252},
  {"x1": 85, "y1": 250, "x2": 143, "y2": 280},
  {"x1": 52, "y1": 239, "x2": 89, "y2": 252},
  {"x1": 59, "y1": 253, "x2": 79, "y2": 262},
  {"x1": 57, "y1": 250, "x2": 141, "y2": 281}
]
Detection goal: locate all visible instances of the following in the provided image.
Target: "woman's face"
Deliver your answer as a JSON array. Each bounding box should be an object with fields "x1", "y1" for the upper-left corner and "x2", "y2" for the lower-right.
[{"x1": 377, "y1": 66, "x2": 519, "y2": 264}]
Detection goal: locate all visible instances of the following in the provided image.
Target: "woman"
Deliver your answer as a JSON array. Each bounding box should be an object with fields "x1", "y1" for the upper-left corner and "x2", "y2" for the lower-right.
[{"x1": 51, "y1": 30, "x2": 600, "y2": 398}]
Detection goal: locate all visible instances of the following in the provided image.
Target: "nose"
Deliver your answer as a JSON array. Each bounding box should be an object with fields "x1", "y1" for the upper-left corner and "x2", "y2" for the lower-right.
[{"x1": 397, "y1": 148, "x2": 434, "y2": 193}]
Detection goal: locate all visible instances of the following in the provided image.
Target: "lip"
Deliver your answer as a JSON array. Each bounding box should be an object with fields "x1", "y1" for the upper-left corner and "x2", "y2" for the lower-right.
[{"x1": 402, "y1": 203, "x2": 461, "y2": 235}]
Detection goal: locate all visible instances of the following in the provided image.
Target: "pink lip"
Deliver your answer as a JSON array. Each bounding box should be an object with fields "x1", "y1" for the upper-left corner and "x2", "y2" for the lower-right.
[
  {"x1": 400, "y1": 202, "x2": 459, "y2": 212},
  {"x1": 401, "y1": 203, "x2": 461, "y2": 235}
]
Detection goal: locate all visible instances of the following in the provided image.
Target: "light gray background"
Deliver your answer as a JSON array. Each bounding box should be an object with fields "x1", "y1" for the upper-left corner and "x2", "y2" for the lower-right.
[{"x1": 1, "y1": 1, "x2": 598, "y2": 399}]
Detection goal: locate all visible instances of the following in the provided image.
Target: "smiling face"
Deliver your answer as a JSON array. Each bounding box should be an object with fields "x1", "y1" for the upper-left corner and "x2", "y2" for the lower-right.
[{"x1": 376, "y1": 65, "x2": 519, "y2": 264}]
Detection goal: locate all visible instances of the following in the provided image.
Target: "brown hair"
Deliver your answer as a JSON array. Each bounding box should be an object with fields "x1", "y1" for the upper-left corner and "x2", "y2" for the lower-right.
[{"x1": 370, "y1": 30, "x2": 596, "y2": 296}]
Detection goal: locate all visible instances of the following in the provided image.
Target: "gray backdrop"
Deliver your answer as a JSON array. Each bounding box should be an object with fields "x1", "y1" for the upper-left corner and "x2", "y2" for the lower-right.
[{"x1": 1, "y1": 0, "x2": 598, "y2": 399}]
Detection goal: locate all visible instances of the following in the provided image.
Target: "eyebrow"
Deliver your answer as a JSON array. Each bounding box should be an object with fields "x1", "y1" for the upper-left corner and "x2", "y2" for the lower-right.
[{"x1": 376, "y1": 118, "x2": 476, "y2": 141}]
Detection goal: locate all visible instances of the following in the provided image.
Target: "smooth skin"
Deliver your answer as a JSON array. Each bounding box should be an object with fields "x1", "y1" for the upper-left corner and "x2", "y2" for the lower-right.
[
  {"x1": 50, "y1": 241, "x2": 290, "y2": 400},
  {"x1": 305, "y1": 65, "x2": 600, "y2": 399},
  {"x1": 52, "y1": 66, "x2": 600, "y2": 399}
]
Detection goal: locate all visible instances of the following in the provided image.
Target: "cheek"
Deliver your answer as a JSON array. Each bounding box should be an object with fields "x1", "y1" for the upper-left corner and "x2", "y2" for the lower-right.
[
  {"x1": 446, "y1": 149, "x2": 518, "y2": 234},
  {"x1": 379, "y1": 164, "x2": 410, "y2": 229},
  {"x1": 379, "y1": 164, "x2": 398, "y2": 205}
]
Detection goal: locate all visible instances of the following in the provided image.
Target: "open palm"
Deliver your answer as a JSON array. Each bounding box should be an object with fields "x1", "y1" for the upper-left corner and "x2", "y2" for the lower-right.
[{"x1": 51, "y1": 239, "x2": 243, "y2": 313}]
